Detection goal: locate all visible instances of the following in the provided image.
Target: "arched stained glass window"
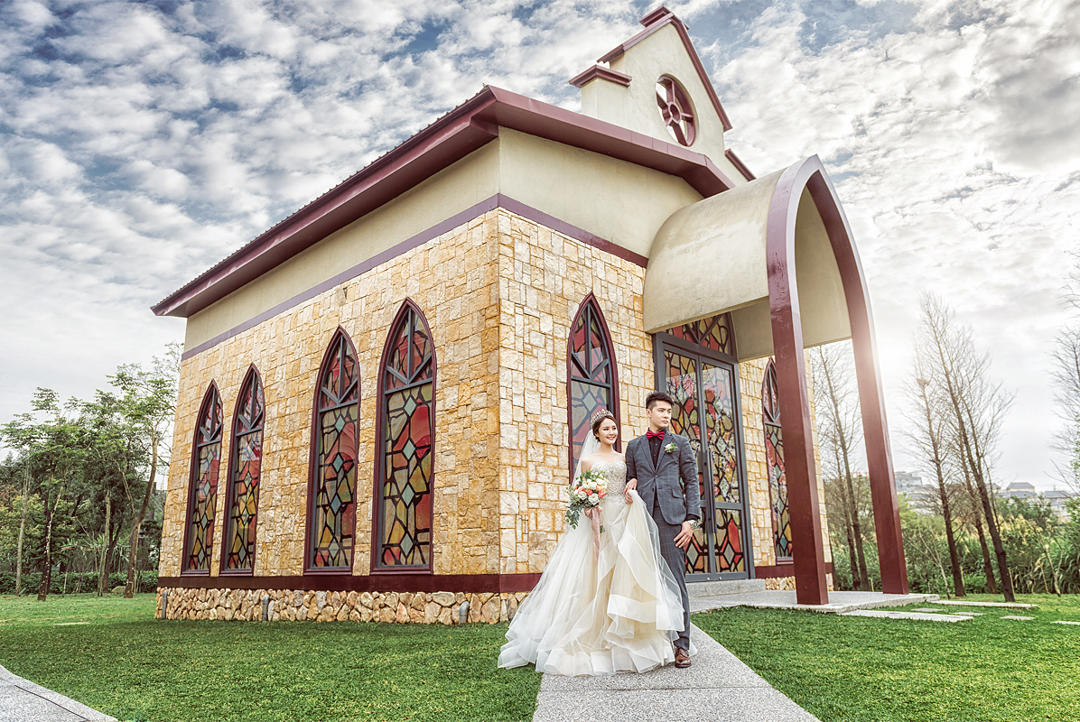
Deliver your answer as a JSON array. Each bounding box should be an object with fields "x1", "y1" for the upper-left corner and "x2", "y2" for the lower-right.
[
  {"x1": 307, "y1": 329, "x2": 360, "y2": 571},
  {"x1": 221, "y1": 366, "x2": 264, "y2": 573},
  {"x1": 375, "y1": 301, "x2": 435, "y2": 570},
  {"x1": 183, "y1": 383, "x2": 223, "y2": 573},
  {"x1": 567, "y1": 294, "x2": 619, "y2": 477},
  {"x1": 667, "y1": 313, "x2": 734, "y2": 356},
  {"x1": 763, "y1": 359, "x2": 792, "y2": 560}
]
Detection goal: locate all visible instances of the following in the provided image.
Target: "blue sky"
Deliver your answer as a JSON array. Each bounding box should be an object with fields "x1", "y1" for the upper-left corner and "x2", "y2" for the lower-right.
[{"x1": 1, "y1": 0, "x2": 1077, "y2": 491}]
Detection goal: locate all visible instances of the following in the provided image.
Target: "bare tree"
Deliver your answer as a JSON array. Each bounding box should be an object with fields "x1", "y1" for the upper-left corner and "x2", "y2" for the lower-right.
[
  {"x1": 812, "y1": 344, "x2": 871, "y2": 590},
  {"x1": 921, "y1": 294, "x2": 1015, "y2": 601},
  {"x1": 908, "y1": 360, "x2": 965, "y2": 597},
  {"x1": 1052, "y1": 250, "x2": 1080, "y2": 492},
  {"x1": 821, "y1": 428, "x2": 860, "y2": 589}
]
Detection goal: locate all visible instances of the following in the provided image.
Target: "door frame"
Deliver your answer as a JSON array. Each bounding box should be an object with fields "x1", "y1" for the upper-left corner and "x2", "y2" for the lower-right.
[{"x1": 653, "y1": 332, "x2": 755, "y2": 581}]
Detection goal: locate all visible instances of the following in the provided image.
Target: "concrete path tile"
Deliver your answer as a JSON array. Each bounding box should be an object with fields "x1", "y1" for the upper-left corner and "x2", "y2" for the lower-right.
[
  {"x1": 841, "y1": 610, "x2": 970, "y2": 622},
  {"x1": 1002, "y1": 615, "x2": 1035, "y2": 621},
  {"x1": 912, "y1": 607, "x2": 944, "y2": 612},
  {"x1": 0, "y1": 665, "x2": 115, "y2": 722},
  {"x1": 532, "y1": 625, "x2": 817, "y2": 721},
  {"x1": 936, "y1": 600, "x2": 1036, "y2": 609},
  {"x1": 1052, "y1": 621, "x2": 1080, "y2": 626}
]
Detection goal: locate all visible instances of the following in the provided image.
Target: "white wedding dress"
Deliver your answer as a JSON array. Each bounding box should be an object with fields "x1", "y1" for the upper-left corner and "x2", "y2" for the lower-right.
[{"x1": 497, "y1": 456, "x2": 689, "y2": 676}]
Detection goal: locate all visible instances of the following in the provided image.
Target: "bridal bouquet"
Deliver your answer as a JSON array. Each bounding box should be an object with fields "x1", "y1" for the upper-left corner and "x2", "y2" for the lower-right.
[{"x1": 566, "y1": 468, "x2": 607, "y2": 530}]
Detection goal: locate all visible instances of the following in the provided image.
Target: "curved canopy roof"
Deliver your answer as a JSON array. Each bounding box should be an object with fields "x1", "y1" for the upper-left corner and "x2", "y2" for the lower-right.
[{"x1": 644, "y1": 157, "x2": 852, "y2": 360}]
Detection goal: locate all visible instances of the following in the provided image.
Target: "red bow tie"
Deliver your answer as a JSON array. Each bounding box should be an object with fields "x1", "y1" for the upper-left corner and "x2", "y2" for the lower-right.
[{"x1": 646, "y1": 430, "x2": 665, "y2": 440}]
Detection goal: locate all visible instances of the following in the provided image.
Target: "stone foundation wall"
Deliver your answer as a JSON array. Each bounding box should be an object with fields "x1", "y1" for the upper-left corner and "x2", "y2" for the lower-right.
[
  {"x1": 763, "y1": 573, "x2": 834, "y2": 592},
  {"x1": 156, "y1": 587, "x2": 529, "y2": 624}
]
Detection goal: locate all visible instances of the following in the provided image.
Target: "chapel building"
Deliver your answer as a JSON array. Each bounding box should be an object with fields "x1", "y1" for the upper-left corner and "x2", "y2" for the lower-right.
[{"x1": 153, "y1": 7, "x2": 909, "y2": 623}]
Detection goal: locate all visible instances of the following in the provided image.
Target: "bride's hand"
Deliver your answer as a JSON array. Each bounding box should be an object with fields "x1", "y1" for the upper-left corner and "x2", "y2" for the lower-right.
[{"x1": 624, "y1": 478, "x2": 637, "y2": 504}]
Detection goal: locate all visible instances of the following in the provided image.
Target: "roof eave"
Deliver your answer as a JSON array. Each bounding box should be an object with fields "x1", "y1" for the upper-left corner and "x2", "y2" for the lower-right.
[{"x1": 154, "y1": 86, "x2": 734, "y2": 319}]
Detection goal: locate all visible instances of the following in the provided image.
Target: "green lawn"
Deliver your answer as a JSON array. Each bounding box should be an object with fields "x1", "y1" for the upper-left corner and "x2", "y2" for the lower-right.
[
  {"x1": 0, "y1": 594, "x2": 540, "y2": 721},
  {"x1": 693, "y1": 593, "x2": 1080, "y2": 722},
  {"x1": 3, "y1": 592, "x2": 1079, "y2": 721}
]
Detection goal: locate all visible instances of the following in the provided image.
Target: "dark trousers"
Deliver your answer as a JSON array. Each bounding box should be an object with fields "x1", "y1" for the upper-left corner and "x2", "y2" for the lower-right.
[{"x1": 651, "y1": 500, "x2": 690, "y2": 650}]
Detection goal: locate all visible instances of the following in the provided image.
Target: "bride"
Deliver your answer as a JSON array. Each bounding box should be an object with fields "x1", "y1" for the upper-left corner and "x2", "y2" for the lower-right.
[{"x1": 497, "y1": 409, "x2": 689, "y2": 676}]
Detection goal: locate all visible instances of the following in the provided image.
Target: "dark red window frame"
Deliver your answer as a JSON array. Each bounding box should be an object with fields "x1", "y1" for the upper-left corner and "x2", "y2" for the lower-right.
[
  {"x1": 566, "y1": 293, "x2": 620, "y2": 480},
  {"x1": 220, "y1": 364, "x2": 265, "y2": 575},
  {"x1": 304, "y1": 327, "x2": 361, "y2": 574},
  {"x1": 181, "y1": 382, "x2": 223, "y2": 575},
  {"x1": 371, "y1": 299, "x2": 437, "y2": 573}
]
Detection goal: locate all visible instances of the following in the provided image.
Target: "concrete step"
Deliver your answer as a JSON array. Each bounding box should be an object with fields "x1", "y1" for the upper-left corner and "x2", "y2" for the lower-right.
[{"x1": 686, "y1": 578, "x2": 766, "y2": 598}]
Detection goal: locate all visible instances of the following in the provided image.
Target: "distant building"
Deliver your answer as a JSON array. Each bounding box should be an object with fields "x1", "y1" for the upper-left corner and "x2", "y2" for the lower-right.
[
  {"x1": 1043, "y1": 488, "x2": 1076, "y2": 518},
  {"x1": 894, "y1": 471, "x2": 927, "y2": 495},
  {"x1": 1001, "y1": 481, "x2": 1038, "y2": 500}
]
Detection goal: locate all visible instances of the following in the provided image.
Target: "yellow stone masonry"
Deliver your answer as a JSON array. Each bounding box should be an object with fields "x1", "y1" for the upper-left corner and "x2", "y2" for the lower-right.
[
  {"x1": 160, "y1": 206, "x2": 835, "y2": 618},
  {"x1": 162, "y1": 211, "x2": 502, "y2": 579}
]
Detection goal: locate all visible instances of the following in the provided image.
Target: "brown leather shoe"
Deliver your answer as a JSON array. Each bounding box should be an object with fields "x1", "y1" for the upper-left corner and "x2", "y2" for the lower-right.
[{"x1": 674, "y1": 647, "x2": 691, "y2": 668}]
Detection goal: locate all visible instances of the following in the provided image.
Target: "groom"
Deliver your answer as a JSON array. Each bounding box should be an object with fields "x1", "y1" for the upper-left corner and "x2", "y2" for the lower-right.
[{"x1": 624, "y1": 391, "x2": 701, "y2": 668}]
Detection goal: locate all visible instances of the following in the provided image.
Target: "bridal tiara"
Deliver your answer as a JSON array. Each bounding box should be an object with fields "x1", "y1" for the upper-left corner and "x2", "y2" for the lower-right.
[{"x1": 590, "y1": 407, "x2": 613, "y2": 423}]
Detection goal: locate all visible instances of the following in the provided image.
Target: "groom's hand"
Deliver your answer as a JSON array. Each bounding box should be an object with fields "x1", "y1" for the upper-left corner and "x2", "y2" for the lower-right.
[
  {"x1": 624, "y1": 478, "x2": 637, "y2": 504},
  {"x1": 674, "y1": 521, "x2": 694, "y2": 550}
]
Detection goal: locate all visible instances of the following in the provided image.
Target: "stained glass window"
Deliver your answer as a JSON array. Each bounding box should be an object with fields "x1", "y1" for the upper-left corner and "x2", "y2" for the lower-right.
[
  {"x1": 568, "y1": 296, "x2": 618, "y2": 476},
  {"x1": 222, "y1": 367, "x2": 264, "y2": 572},
  {"x1": 184, "y1": 384, "x2": 223, "y2": 572},
  {"x1": 376, "y1": 302, "x2": 435, "y2": 569},
  {"x1": 667, "y1": 313, "x2": 734, "y2": 355},
  {"x1": 308, "y1": 330, "x2": 359, "y2": 570},
  {"x1": 665, "y1": 349, "x2": 708, "y2": 574},
  {"x1": 763, "y1": 359, "x2": 792, "y2": 560}
]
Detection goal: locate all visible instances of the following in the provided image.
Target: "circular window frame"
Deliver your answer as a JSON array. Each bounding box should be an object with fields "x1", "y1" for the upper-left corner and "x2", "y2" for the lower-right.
[{"x1": 655, "y1": 75, "x2": 697, "y2": 147}]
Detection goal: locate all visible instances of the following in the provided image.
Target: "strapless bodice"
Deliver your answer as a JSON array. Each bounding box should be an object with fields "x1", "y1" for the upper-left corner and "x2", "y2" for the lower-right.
[{"x1": 589, "y1": 458, "x2": 626, "y2": 497}]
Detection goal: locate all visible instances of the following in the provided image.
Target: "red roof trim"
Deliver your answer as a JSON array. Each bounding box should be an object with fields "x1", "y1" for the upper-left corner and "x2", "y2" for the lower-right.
[
  {"x1": 153, "y1": 85, "x2": 733, "y2": 319},
  {"x1": 725, "y1": 148, "x2": 755, "y2": 180},
  {"x1": 597, "y1": 9, "x2": 733, "y2": 131},
  {"x1": 568, "y1": 64, "x2": 632, "y2": 88},
  {"x1": 640, "y1": 5, "x2": 674, "y2": 27}
]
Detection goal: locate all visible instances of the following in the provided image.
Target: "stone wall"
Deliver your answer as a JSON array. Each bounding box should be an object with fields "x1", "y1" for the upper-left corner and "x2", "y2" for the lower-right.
[
  {"x1": 161, "y1": 210, "x2": 503, "y2": 579},
  {"x1": 156, "y1": 587, "x2": 527, "y2": 624},
  {"x1": 496, "y1": 211, "x2": 653, "y2": 574}
]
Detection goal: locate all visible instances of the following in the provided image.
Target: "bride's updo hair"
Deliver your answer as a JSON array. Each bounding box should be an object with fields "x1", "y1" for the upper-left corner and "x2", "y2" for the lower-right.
[{"x1": 590, "y1": 408, "x2": 617, "y2": 440}]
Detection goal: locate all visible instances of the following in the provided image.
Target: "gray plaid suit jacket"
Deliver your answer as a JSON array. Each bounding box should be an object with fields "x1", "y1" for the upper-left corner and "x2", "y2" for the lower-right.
[{"x1": 624, "y1": 432, "x2": 701, "y2": 526}]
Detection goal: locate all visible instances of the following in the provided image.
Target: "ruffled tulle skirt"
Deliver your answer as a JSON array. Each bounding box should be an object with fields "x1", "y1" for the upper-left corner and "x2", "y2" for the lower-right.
[{"x1": 497, "y1": 490, "x2": 689, "y2": 676}]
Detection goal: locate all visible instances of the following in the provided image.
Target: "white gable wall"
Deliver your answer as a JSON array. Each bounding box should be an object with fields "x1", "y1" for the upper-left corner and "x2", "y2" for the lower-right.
[{"x1": 579, "y1": 23, "x2": 746, "y2": 185}]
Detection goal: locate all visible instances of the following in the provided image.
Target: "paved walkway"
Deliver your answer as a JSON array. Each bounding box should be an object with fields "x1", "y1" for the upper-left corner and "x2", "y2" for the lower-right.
[
  {"x1": 532, "y1": 624, "x2": 818, "y2": 722},
  {"x1": 0, "y1": 665, "x2": 114, "y2": 722},
  {"x1": 689, "y1": 589, "x2": 938, "y2": 615}
]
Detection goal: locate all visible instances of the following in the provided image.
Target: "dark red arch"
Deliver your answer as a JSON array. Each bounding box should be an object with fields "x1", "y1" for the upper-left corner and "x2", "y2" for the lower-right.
[
  {"x1": 181, "y1": 380, "x2": 223, "y2": 575},
  {"x1": 766, "y1": 155, "x2": 907, "y2": 602},
  {"x1": 220, "y1": 364, "x2": 265, "y2": 575},
  {"x1": 371, "y1": 298, "x2": 437, "y2": 573},
  {"x1": 566, "y1": 292, "x2": 621, "y2": 480},
  {"x1": 304, "y1": 326, "x2": 361, "y2": 574}
]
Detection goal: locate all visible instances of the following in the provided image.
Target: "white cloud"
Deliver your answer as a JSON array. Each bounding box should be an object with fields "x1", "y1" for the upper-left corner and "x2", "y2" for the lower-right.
[
  {"x1": 710, "y1": 0, "x2": 1080, "y2": 488},
  {"x1": 1, "y1": 0, "x2": 1075, "y2": 494}
]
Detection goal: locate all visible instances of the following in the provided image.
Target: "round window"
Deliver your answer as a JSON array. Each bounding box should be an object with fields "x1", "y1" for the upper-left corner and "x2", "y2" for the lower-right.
[{"x1": 655, "y1": 75, "x2": 696, "y2": 146}]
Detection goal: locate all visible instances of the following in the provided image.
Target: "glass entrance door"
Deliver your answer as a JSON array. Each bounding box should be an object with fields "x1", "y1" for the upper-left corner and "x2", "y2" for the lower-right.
[{"x1": 658, "y1": 338, "x2": 751, "y2": 580}]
